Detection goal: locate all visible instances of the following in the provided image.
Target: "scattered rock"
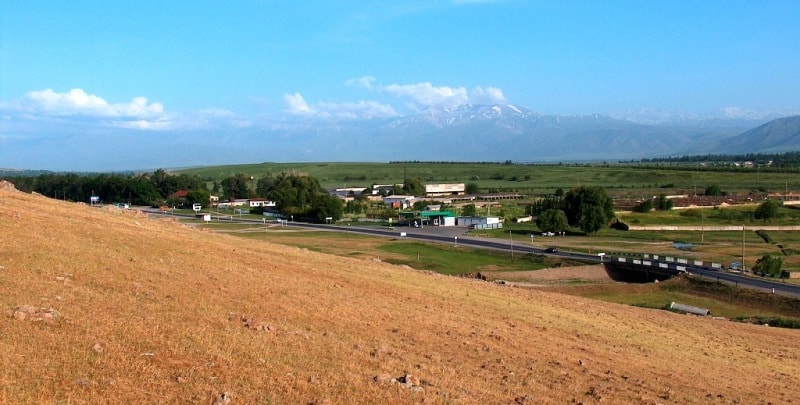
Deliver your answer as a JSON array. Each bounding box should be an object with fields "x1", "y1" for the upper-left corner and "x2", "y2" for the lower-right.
[
  {"x1": 91, "y1": 342, "x2": 104, "y2": 353},
  {"x1": 515, "y1": 395, "x2": 534, "y2": 404},
  {"x1": 212, "y1": 392, "x2": 231, "y2": 405},
  {"x1": 376, "y1": 372, "x2": 425, "y2": 391},
  {"x1": 8, "y1": 305, "x2": 59, "y2": 322},
  {"x1": 373, "y1": 373, "x2": 396, "y2": 385},
  {"x1": 230, "y1": 313, "x2": 273, "y2": 332}
]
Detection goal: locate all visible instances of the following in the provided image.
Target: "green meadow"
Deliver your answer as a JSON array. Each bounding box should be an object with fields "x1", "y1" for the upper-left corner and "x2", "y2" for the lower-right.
[{"x1": 178, "y1": 161, "x2": 800, "y2": 196}]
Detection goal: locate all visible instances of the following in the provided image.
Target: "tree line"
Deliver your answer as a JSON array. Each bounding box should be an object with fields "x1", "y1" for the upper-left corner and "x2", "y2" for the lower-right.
[{"x1": 2, "y1": 169, "x2": 205, "y2": 206}]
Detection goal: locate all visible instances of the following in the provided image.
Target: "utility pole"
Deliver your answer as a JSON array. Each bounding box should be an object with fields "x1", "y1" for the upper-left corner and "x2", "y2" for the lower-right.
[
  {"x1": 742, "y1": 224, "x2": 746, "y2": 272},
  {"x1": 509, "y1": 231, "x2": 514, "y2": 260}
]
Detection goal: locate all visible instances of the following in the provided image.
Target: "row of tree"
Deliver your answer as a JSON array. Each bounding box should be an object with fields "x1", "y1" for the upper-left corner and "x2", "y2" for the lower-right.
[{"x1": 3, "y1": 170, "x2": 205, "y2": 206}]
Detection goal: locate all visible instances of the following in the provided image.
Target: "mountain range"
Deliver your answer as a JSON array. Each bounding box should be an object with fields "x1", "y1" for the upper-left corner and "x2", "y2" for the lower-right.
[{"x1": 2, "y1": 104, "x2": 799, "y2": 171}]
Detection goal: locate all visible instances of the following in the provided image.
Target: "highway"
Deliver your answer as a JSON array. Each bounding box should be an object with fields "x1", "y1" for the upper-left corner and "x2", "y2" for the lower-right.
[{"x1": 143, "y1": 208, "x2": 800, "y2": 297}]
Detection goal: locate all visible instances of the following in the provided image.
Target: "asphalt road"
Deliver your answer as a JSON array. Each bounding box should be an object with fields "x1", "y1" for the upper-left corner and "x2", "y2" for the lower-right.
[{"x1": 141, "y1": 208, "x2": 800, "y2": 297}]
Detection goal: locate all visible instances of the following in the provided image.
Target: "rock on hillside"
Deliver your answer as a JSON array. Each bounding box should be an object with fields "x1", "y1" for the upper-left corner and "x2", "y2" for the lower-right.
[
  {"x1": 1, "y1": 188, "x2": 799, "y2": 403},
  {"x1": 0, "y1": 180, "x2": 17, "y2": 191}
]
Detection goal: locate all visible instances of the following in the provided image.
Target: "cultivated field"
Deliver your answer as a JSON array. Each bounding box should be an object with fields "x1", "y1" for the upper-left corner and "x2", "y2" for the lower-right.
[
  {"x1": 2, "y1": 184, "x2": 800, "y2": 403},
  {"x1": 178, "y1": 161, "x2": 800, "y2": 196}
]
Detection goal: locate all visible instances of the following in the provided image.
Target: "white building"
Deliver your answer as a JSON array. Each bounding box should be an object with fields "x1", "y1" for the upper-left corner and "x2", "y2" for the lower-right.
[
  {"x1": 383, "y1": 195, "x2": 416, "y2": 209},
  {"x1": 249, "y1": 199, "x2": 276, "y2": 208},
  {"x1": 457, "y1": 216, "x2": 502, "y2": 229},
  {"x1": 425, "y1": 183, "x2": 466, "y2": 197}
]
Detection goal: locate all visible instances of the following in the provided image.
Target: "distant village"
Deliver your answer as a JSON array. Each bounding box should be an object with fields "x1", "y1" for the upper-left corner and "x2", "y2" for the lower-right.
[{"x1": 183, "y1": 183, "x2": 522, "y2": 229}]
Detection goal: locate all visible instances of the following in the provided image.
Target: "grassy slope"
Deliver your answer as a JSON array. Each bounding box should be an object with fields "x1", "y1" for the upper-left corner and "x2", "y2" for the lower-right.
[{"x1": 2, "y1": 189, "x2": 800, "y2": 403}]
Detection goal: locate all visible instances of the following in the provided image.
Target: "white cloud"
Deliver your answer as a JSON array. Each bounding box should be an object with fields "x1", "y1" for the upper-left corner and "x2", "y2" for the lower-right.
[
  {"x1": 382, "y1": 81, "x2": 506, "y2": 108},
  {"x1": 24, "y1": 88, "x2": 164, "y2": 118},
  {"x1": 283, "y1": 92, "x2": 397, "y2": 119},
  {"x1": 471, "y1": 86, "x2": 506, "y2": 104},
  {"x1": 384, "y1": 82, "x2": 469, "y2": 107},
  {"x1": 318, "y1": 100, "x2": 398, "y2": 119},
  {"x1": 345, "y1": 76, "x2": 377, "y2": 90},
  {"x1": 0, "y1": 88, "x2": 251, "y2": 132},
  {"x1": 283, "y1": 92, "x2": 315, "y2": 115}
]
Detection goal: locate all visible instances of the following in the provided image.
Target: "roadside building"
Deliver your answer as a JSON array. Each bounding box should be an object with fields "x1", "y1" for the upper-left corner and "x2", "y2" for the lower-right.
[
  {"x1": 331, "y1": 187, "x2": 368, "y2": 202},
  {"x1": 383, "y1": 195, "x2": 416, "y2": 209},
  {"x1": 400, "y1": 210, "x2": 457, "y2": 227},
  {"x1": 458, "y1": 216, "x2": 503, "y2": 229},
  {"x1": 249, "y1": 198, "x2": 276, "y2": 208},
  {"x1": 372, "y1": 184, "x2": 402, "y2": 196},
  {"x1": 425, "y1": 183, "x2": 466, "y2": 197}
]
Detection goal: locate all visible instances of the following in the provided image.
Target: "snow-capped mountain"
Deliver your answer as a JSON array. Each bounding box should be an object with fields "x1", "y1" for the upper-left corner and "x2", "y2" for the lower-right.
[{"x1": 1, "y1": 104, "x2": 798, "y2": 171}]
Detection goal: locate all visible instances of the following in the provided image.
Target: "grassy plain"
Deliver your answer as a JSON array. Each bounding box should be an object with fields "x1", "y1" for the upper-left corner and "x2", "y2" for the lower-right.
[
  {"x1": 4, "y1": 186, "x2": 800, "y2": 403},
  {"x1": 200, "y1": 223, "x2": 587, "y2": 275},
  {"x1": 178, "y1": 161, "x2": 800, "y2": 196}
]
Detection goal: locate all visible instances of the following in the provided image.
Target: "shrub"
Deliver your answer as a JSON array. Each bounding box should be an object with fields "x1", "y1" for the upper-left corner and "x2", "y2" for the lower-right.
[
  {"x1": 610, "y1": 220, "x2": 629, "y2": 231},
  {"x1": 755, "y1": 230, "x2": 775, "y2": 244},
  {"x1": 632, "y1": 199, "x2": 653, "y2": 213}
]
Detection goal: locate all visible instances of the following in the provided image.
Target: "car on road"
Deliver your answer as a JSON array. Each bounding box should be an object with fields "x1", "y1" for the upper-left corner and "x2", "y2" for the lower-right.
[{"x1": 545, "y1": 247, "x2": 558, "y2": 253}]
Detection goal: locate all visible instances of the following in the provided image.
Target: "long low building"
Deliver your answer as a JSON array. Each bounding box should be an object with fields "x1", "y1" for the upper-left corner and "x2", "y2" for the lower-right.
[{"x1": 425, "y1": 183, "x2": 465, "y2": 197}]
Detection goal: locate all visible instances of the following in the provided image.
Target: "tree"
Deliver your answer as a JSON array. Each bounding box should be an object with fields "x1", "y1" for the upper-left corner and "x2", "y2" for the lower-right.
[
  {"x1": 632, "y1": 199, "x2": 653, "y2": 213},
  {"x1": 461, "y1": 203, "x2": 478, "y2": 217},
  {"x1": 402, "y1": 177, "x2": 425, "y2": 196},
  {"x1": 185, "y1": 189, "x2": 211, "y2": 208},
  {"x1": 753, "y1": 254, "x2": 783, "y2": 277},
  {"x1": 704, "y1": 185, "x2": 723, "y2": 196},
  {"x1": 465, "y1": 183, "x2": 479, "y2": 195},
  {"x1": 309, "y1": 194, "x2": 344, "y2": 223},
  {"x1": 265, "y1": 173, "x2": 340, "y2": 222},
  {"x1": 562, "y1": 186, "x2": 615, "y2": 234},
  {"x1": 655, "y1": 194, "x2": 673, "y2": 211},
  {"x1": 754, "y1": 199, "x2": 782, "y2": 221},
  {"x1": 536, "y1": 209, "x2": 568, "y2": 233},
  {"x1": 221, "y1": 174, "x2": 252, "y2": 200}
]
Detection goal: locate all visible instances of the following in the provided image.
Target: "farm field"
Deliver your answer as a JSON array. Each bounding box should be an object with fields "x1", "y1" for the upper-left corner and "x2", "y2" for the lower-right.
[
  {"x1": 177, "y1": 161, "x2": 800, "y2": 196},
  {"x1": 4, "y1": 184, "x2": 800, "y2": 403}
]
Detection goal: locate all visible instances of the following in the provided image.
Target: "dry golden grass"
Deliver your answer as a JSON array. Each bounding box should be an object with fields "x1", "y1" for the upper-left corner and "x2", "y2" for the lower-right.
[{"x1": 2, "y1": 188, "x2": 800, "y2": 404}]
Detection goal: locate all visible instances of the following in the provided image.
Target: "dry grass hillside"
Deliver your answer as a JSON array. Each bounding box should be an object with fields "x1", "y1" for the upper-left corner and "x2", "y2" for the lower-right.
[{"x1": 2, "y1": 185, "x2": 799, "y2": 404}]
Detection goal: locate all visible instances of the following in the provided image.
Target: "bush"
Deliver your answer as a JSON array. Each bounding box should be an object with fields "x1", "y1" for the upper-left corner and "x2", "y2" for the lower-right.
[
  {"x1": 632, "y1": 199, "x2": 653, "y2": 213},
  {"x1": 755, "y1": 230, "x2": 775, "y2": 244},
  {"x1": 610, "y1": 220, "x2": 629, "y2": 231}
]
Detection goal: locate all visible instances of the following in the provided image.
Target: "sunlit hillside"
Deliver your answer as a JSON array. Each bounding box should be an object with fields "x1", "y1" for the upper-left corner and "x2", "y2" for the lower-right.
[{"x1": 1, "y1": 182, "x2": 799, "y2": 403}]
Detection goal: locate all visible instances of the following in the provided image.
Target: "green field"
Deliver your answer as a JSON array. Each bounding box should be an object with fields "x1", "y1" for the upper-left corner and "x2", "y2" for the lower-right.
[
  {"x1": 199, "y1": 222, "x2": 589, "y2": 275},
  {"x1": 177, "y1": 161, "x2": 800, "y2": 196}
]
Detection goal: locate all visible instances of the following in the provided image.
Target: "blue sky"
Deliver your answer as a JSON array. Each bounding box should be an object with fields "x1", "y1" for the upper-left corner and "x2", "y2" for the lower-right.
[{"x1": 1, "y1": 0, "x2": 799, "y2": 136}]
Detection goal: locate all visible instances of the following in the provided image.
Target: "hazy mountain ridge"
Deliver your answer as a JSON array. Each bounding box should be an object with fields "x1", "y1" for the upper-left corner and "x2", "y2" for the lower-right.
[
  {"x1": 713, "y1": 115, "x2": 800, "y2": 154},
  {"x1": 1, "y1": 105, "x2": 798, "y2": 171}
]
